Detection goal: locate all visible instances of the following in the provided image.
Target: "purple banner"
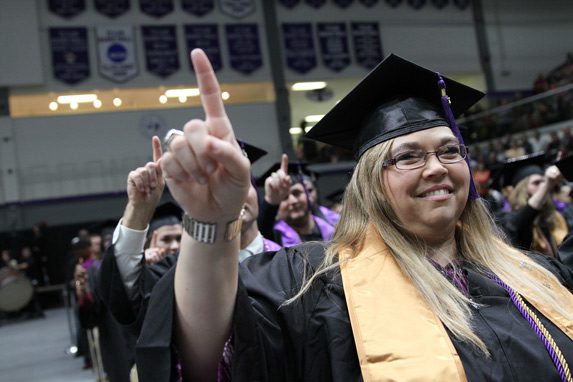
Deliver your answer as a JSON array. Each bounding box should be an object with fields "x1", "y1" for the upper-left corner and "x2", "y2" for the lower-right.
[
  {"x1": 317, "y1": 23, "x2": 350, "y2": 72},
  {"x1": 140, "y1": 0, "x2": 174, "y2": 17},
  {"x1": 225, "y1": 24, "x2": 262, "y2": 75},
  {"x1": 95, "y1": 0, "x2": 130, "y2": 18},
  {"x1": 141, "y1": 25, "x2": 180, "y2": 78},
  {"x1": 333, "y1": 0, "x2": 354, "y2": 7},
  {"x1": 305, "y1": 0, "x2": 326, "y2": 8},
  {"x1": 431, "y1": 0, "x2": 448, "y2": 8},
  {"x1": 278, "y1": 0, "x2": 300, "y2": 8},
  {"x1": 48, "y1": 0, "x2": 85, "y2": 18},
  {"x1": 386, "y1": 0, "x2": 402, "y2": 7},
  {"x1": 351, "y1": 22, "x2": 382, "y2": 70},
  {"x1": 407, "y1": 0, "x2": 426, "y2": 9},
  {"x1": 181, "y1": 0, "x2": 214, "y2": 16},
  {"x1": 50, "y1": 27, "x2": 90, "y2": 85},
  {"x1": 185, "y1": 24, "x2": 222, "y2": 72},
  {"x1": 359, "y1": 0, "x2": 379, "y2": 6},
  {"x1": 219, "y1": 0, "x2": 255, "y2": 19},
  {"x1": 453, "y1": 0, "x2": 470, "y2": 9},
  {"x1": 282, "y1": 23, "x2": 316, "y2": 74}
]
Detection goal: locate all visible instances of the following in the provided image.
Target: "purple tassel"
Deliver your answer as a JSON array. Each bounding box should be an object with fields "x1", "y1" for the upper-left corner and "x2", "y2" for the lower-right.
[{"x1": 437, "y1": 74, "x2": 479, "y2": 200}]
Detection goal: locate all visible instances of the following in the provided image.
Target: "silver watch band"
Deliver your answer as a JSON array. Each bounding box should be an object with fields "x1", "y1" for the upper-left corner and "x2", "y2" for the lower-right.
[{"x1": 182, "y1": 214, "x2": 217, "y2": 244}]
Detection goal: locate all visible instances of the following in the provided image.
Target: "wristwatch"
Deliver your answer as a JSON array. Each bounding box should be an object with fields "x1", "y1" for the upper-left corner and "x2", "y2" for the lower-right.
[{"x1": 182, "y1": 211, "x2": 243, "y2": 244}]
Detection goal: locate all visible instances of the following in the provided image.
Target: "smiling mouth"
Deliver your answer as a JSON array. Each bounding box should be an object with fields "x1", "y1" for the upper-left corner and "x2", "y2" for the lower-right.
[{"x1": 418, "y1": 189, "x2": 452, "y2": 198}]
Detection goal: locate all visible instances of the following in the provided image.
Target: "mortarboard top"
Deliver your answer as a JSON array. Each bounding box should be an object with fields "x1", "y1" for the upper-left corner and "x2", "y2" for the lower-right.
[
  {"x1": 325, "y1": 188, "x2": 345, "y2": 204},
  {"x1": 149, "y1": 202, "x2": 182, "y2": 236},
  {"x1": 555, "y1": 155, "x2": 573, "y2": 181},
  {"x1": 501, "y1": 152, "x2": 546, "y2": 188},
  {"x1": 304, "y1": 54, "x2": 484, "y2": 159},
  {"x1": 237, "y1": 140, "x2": 267, "y2": 164},
  {"x1": 255, "y1": 161, "x2": 315, "y2": 187}
]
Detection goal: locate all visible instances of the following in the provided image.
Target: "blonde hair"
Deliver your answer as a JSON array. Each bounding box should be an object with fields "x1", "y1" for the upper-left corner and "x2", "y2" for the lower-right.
[
  {"x1": 289, "y1": 140, "x2": 572, "y2": 355},
  {"x1": 509, "y1": 175, "x2": 557, "y2": 231}
]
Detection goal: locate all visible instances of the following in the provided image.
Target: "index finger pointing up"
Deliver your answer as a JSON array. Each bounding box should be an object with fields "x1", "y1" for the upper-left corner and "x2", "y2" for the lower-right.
[
  {"x1": 152, "y1": 136, "x2": 163, "y2": 163},
  {"x1": 191, "y1": 49, "x2": 227, "y2": 120},
  {"x1": 280, "y1": 153, "x2": 289, "y2": 173}
]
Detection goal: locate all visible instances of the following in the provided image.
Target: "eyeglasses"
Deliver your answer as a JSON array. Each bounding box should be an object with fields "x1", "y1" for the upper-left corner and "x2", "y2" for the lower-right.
[{"x1": 382, "y1": 144, "x2": 468, "y2": 170}]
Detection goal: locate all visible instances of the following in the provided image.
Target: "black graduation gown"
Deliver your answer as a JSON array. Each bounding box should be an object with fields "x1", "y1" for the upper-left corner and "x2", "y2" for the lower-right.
[{"x1": 136, "y1": 241, "x2": 573, "y2": 382}]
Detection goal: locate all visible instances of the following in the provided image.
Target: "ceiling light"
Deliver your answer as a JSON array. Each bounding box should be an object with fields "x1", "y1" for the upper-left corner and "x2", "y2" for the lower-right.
[
  {"x1": 291, "y1": 82, "x2": 327, "y2": 91},
  {"x1": 113, "y1": 98, "x2": 122, "y2": 107},
  {"x1": 70, "y1": 102, "x2": 78, "y2": 110},
  {"x1": 93, "y1": 99, "x2": 102, "y2": 108},
  {"x1": 289, "y1": 127, "x2": 303, "y2": 135},
  {"x1": 304, "y1": 114, "x2": 324, "y2": 123},
  {"x1": 222, "y1": 91, "x2": 230, "y2": 100},
  {"x1": 159, "y1": 95, "x2": 168, "y2": 104},
  {"x1": 57, "y1": 94, "x2": 98, "y2": 104},
  {"x1": 165, "y1": 88, "x2": 200, "y2": 98},
  {"x1": 178, "y1": 95, "x2": 187, "y2": 103},
  {"x1": 49, "y1": 102, "x2": 58, "y2": 111}
]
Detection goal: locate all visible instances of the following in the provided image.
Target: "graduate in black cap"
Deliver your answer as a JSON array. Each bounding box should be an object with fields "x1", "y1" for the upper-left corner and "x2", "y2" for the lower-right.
[
  {"x1": 148, "y1": 49, "x2": 573, "y2": 382},
  {"x1": 502, "y1": 153, "x2": 568, "y2": 256}
]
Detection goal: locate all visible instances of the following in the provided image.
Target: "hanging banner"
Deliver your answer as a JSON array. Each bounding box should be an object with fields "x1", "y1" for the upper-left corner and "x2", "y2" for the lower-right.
[
  {"x1": 141, "y1": 25, "x2": 180, "y2": 78},
  {"x1": 359, "y1": 0, "x2": 379, "y2": 6},
  {"x1": 225, "y1": 24, "x2": 262, "y2": 75},
  {"x1": 431, "y1": 0, "x2": 448, "y2": 8},
  {"x1": 184, "y1": 24, "x2": 222, "y2": 72},
  {"x1": 140, "y1": 0, "x2": 174, "y2": 17},
  {"x1": 50, "y1": 27, "x2": 90, "y2": 85},
  {"x1": 48, "y1": 0, "x2": 85, "y2": 18},
  {"x1": 282, "y1": 23, "x2": 316, "y2": 74},
  {"x1": 407, "y1": 0, "x2": 426, "y2": 9},
  {"x1": 278, "y1": 0, "x2": 300, "y2": 8},
  {"x1": 181, "y1": 0, "x2": 214, "y2": 16},
  {"x1": 386, "y1": 0, "x2": 402, "y2": 7},
  {"x1": 333, "y1": 0, "x2": 354, "y2": 8},
  {"x1": 219, "y1": 0, "x2": 255, "y2": 19},
  {"x1": 351, "y1": 22, "x2": 382, "y2": 70},
  {"x1": 96, "y1": 26, "x2": 138, "y2": 83},
  {"x1": 95, "y1": 0, "x2": 130, "y2": 18},
  {"x1": 317, "y1": 23, "x2": 350, "y2": 72},
  {"x1": 305, "y1": 0, "x2": 326, "y2": 8},
  {"x1": 453, "y1": 0, "x2": 470, "y2": 10}
]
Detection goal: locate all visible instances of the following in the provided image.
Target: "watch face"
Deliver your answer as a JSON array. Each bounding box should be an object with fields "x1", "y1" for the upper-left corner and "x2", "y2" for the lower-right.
[{"x1": 139, "y1": 114, "x2": 169, "y2": 139}]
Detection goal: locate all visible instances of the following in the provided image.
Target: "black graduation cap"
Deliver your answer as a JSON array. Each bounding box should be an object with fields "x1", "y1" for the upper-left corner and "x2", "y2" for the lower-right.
[
  {"x1": 501, "y1": 152, "x2": 546, "y2": 188},
  {"x1": 304, "y1": 54, "x2": 484, "y2": 159},
  {"x1": 149, "y1": 202, "x2": 182, "y2": 236},
  {"x1": 555, "y1": 155, "x2": 573, "y2": 181},
  {"x1": 237, "y1": 140, "x2": 267, "y2": 164},
  {"x1": 325, "y1": 188, "x2": 345, "y2": 204},
  {"x1": 255, "y1": 161, "x2": 315, "y2": 187}
]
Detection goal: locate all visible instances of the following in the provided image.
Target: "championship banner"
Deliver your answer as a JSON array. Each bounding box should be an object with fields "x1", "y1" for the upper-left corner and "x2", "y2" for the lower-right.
[
  {"x1": 351, "y1": 22, "x2": 382, "y2": 70},
  {"x1": 359, "y1": 0, "x2": 379, "y2": 6},
  {"x1": 96, "y1": 26, "x2": 138, "y2": 83},
  {"x1": 407, "y1": 0, "x2": 426, "y2": 9},
  {"x1": 278, "y1": 0, "x2": 300, "y2": 8},
  {"x1": 94, "y1": 0, "x2": 130, "y2": 18},
  {"x1": 305, "y1": 0, "x2": 326, "y2": 8},
  {"x1": 333, "y1": 0, "x2": 354, "y2": 8},
  {"x1": 317, "y1": 23, "x2": 350, "y2": 72},
  {"x1": 282, "y1": 23, "x2": 316, "y2": 74},
  {"x1": 181, "y1": 0, "x2": 215, "y2": 17},
  {"x1": 184, "y1": 24, "x2": 222, "y2": 72},
  {"x1": 219, "y1": 0, "x2": 255, "y2": 19},
  {"x1": 225, "y1": 24, "x2": 262, "y2": 75},
  {"x1": 48, "y1": 0, "x2": 85, "y2": 19},
  {"x1": 141, "y1": 25, "x2": 180, "y2": 78},
  {"x1": 140, "y1": 0, "x2": 174, "y2": 17},
  {"x1": 50, "y1": 27, "x2": 90, "y2": 85}
]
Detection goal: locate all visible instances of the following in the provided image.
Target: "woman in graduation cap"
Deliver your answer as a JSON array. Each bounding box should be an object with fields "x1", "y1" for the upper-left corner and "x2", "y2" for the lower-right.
[
  {"x1": 158, "y1": 49, "x2": 573, "y2": 382},
  {"x1": 502, "y1": 153, "x2": 568, "y2": 257}
]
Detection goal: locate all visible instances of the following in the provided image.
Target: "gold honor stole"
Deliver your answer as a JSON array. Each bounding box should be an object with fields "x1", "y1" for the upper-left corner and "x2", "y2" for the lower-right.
[{"x1": 339, "y1": 225, "x2": 573, "y2": 382}]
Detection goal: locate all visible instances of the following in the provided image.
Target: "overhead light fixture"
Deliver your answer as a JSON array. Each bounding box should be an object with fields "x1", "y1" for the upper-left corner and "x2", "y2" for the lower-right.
[
  {"x1": 49, "y1": 102, "x2": 58, "y2": 111},
  {"x1": 164, "y1": 88, "x2": 200, "y2": 98},
  {"x1": 70, "y1": 102, "x2": 78, "y2": 110},
  {"x1": 304, "y1": 126, "x2": 313, "y2": 133},
  {"x1": 291, "y1": 82, "x2": 327, "y2": 91},
  {"x1": 57, "y1": 94, "x2": 98, "y2": 104},
  {"x1": 93, "y1": 99, "x2": 102, "y2": 108},
  {"x1": 221, "y1": 91, "x2": 230, "y2": 100},
  {"x1": 159, "y1": 95, "x2": 168, "y2": 104},
  {"x1": 113, "y1": 98, "x2": 122, "y2": 107},
  {"x1": 304, "y1": 114, "x2": 324, "y2": 123},
  {"x1": 289, "y1": 127, "x2": 303, "y2": 135}
]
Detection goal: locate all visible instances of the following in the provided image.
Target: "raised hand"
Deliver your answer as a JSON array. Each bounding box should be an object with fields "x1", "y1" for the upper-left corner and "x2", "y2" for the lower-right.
[
  {"x1": 161, "y1": 49, "x2": 251, "y2": 224},
  {"x1": 264, "y1": 153, "x2": 292, "y2": 205},
  {"x1": 123, "y1": 137, "x2": 165, "y2": 229}
]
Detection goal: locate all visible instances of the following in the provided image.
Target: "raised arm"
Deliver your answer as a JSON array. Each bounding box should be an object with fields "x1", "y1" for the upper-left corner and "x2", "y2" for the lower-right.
[{"x1": 161, "y1": 49, "x2": 251, "y2": 381}]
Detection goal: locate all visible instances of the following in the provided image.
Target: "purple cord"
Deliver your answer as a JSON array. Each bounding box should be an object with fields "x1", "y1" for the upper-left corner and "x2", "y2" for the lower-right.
[{"x1": 489, "y1": 273, "x2": 569, "y2": 382}]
